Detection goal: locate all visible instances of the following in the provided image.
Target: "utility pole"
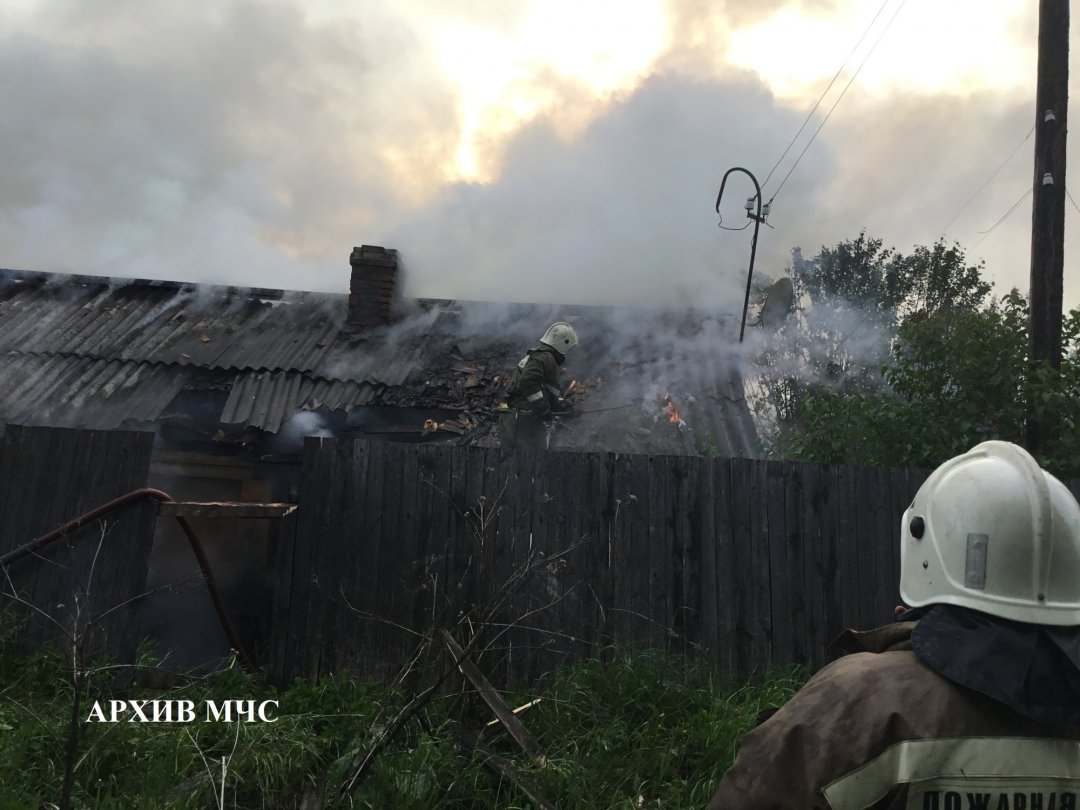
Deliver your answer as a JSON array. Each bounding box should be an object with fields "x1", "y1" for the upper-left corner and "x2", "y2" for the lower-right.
[
  {"x1": 1027, "y1": 0, "x2": 1069, "y2": 454},
  {"x1": 715, "y1": 167, "x2": 770, "y2": 342}
]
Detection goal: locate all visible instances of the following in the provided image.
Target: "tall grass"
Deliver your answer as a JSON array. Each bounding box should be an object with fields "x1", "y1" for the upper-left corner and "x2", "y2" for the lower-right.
[{"x1": 0, "y1": 638, "x2": 806, "y2": 809}]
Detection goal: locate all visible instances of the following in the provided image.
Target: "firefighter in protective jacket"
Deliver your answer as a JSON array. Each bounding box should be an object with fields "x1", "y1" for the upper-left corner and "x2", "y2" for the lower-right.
[
  {"x1": 498, "y1": 322, "x2": 578, "y2": 449},
  {"x1": 708, "y1": 441, "x2": 1080, "y2": 809}
]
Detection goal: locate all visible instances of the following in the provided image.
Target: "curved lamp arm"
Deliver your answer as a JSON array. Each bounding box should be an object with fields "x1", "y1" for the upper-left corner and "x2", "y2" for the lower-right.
[{"x1": 716, "y1": 167, "x2": 762, "y2": 343}]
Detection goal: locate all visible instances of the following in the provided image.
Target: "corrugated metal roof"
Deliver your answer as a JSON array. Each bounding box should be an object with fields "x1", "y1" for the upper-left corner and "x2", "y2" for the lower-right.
[
  {"x1": 220, "y1": 371, "x2": 379, "y2": 433},
  {"x1": 0, "y1": 354, "x2": 191, "y2": 429},
  {"x1": 0, "y1": 273, "x2": 346, "y2": 373},
  {"x1": 0, "y1": 268, "x2": 760, "y2": 454}
]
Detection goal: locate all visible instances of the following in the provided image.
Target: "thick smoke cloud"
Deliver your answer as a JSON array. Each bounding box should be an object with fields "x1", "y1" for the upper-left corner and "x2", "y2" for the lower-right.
[
  {"x1": 383, "y1": 72, "x2": 828, "y2": 309},
  {"x1": 0, "y1": 0, "x2": 455, "y2": 290},
  {"x1": 3, "y1": 1, "x2": 1080, "y2": 308}
]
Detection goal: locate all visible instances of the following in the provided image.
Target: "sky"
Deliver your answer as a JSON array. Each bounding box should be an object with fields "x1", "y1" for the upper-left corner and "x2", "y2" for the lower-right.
[{"x1": 2, "y1": 0, "x2": 1078, "y2": 313}]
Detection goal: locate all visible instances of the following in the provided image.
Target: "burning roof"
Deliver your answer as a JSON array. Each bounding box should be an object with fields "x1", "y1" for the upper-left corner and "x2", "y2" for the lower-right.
[{"x1": 0, "y1": 267, "x2": 759, "y2": 457}]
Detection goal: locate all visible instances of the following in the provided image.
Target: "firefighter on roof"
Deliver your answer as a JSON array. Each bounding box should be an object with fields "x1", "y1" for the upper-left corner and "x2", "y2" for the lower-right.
[
  {"x1": 498, "y1": 322, "x2": 578, "y2": 449},
  {"x1": 709, "y1": 441, "x2": 1080, "y2": 809}
]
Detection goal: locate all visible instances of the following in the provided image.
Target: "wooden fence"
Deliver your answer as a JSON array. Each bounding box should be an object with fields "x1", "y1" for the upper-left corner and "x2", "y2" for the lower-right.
[
  {"x1": 0, "y1": 425, "x2": 156, "y2": 665},
  {"x1": 270, "y1": 438, "x2": 935, "y2": 686}
]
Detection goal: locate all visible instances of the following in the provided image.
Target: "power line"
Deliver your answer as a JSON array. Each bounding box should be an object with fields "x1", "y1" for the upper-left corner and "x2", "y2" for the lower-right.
[
  {"x1": 768, "y1": 0, "x2": 908, "y2": 206},
  {"x1": 973, "y1": 185, "x2": 1033, "y2": 248},
  {"x1": 938, "y1": 124, "x2": 1036, "y2": 239},
  {"x1": 1068, "y1": 187, "x2": 1080, "y2": 216},
  {"x1": 760, "y1": 0, "x2": 893, "y2": 193}
]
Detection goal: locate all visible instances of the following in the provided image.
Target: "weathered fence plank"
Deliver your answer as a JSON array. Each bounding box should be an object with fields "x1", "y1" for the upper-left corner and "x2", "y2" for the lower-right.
[
  {"x1": 0, "y1": 425, "x2": 155, "y2": 667},
  {"x1": 269, "y1": 438, "x2": 955, "y2": 686}
]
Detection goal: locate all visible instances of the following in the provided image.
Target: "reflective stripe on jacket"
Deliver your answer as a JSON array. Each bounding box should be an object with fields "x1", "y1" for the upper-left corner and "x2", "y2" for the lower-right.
[
  {"x1": 506, "y1": 345, "x2": 561, "y2": 418},
  {"x1": 708, "y1": 622, "x2": 1080, "y2": 809}
]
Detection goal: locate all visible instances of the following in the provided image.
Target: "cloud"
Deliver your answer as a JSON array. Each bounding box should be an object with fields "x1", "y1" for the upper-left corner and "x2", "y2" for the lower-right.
[
  {"x1": 0, "y1": 0, "x2": 458, "y2": 289},
  {"x1": 4, "y1": 0, "x2": 1080, "y2": 310}
]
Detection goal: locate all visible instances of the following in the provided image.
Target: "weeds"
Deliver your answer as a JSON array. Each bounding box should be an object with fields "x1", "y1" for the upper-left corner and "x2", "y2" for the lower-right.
[{"x1": 0, "y1": 638, "x2": 805, "y2": 808}]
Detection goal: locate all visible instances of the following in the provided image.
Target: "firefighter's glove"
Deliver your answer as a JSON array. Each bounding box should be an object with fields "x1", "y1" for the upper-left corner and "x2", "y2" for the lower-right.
[{"x1": 553, "y1": 398, "x2": 576, "y2": 417}]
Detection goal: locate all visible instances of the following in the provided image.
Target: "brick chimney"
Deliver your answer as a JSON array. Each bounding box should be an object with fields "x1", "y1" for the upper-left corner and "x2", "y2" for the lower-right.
[{"x1": 348, "y1": 245, "x2": 400, "y2": 330}]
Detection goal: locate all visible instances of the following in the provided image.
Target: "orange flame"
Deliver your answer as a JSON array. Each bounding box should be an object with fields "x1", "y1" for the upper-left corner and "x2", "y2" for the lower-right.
[{"x1": 661, "y1": 393, "x2": 681, "y2": 424}]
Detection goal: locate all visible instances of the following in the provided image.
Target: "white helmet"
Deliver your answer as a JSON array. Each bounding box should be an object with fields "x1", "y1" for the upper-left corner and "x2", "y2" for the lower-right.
[
  {"x1": 539, "y1": 322, "x2": 579, "y2": 355},
  {"x1": 900, "y1": 441, "x2": 1080, "y2": 625}
]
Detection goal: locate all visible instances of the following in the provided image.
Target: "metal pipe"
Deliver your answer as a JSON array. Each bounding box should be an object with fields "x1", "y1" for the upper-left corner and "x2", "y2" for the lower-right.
[
  {"x1": 715, "y1": 167, "x2": 763, "y2": 343},
  {"x1": 1, "y1": 487, "x2": 254, "y2": 672}
]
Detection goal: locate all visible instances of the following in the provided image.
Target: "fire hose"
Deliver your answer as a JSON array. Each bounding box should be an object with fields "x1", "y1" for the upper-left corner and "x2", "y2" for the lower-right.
[{"x1": 0, "y1": 487, "x2": 254, "y2": 673}]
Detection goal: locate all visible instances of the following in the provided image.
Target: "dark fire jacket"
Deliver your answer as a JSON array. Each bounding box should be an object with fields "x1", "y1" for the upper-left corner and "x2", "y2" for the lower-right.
[
  {"x1": 707, "y1": 619, "x2": 1080, "y2": 809},
  {"x1": 506, "y1": 343, "x2": 563, "y2": 419}
]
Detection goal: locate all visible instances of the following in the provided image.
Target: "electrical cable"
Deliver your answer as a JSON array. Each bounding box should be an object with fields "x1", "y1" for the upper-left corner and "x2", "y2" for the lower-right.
[
  {"x1": 761, "y1": 0, "x2": 893, "y2": 193},
  {"x1": 973, "y1": 185, "x2": 1033, "y2": 248},
  {"x1": 768, "y1": 0, "x2": 908, "y2": 206},
  {"x1": 1068, "y1": 187, "x2": 1080, "y2": 216},
  {"x1": 939, "y1": 123, "x2": 1036, "y2": 238}
]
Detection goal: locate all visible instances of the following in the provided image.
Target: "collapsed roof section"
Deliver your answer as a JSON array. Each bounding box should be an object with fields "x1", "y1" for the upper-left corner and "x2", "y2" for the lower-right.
[{"x1": 0, "y1": 263, "x2": 760, "y2": 457}]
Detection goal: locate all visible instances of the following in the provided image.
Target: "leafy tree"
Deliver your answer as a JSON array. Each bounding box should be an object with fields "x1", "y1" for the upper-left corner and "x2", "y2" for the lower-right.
[
  {"x1": 748, "y1": 233, "x2": 990, "y2": 441},
  {"x1": 774, "y1": 289, "x2": 1080, "y2": 479}
]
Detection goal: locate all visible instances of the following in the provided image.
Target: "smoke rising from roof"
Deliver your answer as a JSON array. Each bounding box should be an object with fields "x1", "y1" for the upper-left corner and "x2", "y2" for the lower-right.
[
  {"x1": 3, "y1": 1, "x2": 1077, "y2": 309},
  {"x1": 386, "y1": 72, "x2": 824, "y2": 309}
]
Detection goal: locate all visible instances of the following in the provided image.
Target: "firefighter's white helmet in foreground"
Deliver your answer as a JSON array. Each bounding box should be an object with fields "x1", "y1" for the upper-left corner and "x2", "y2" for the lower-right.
[
  {"x1": 900, "y1": 440, "x2": 1080, "y2": 625},
  {"x1": 539, "y1": 322, "x2": 579, "y2": 355}
]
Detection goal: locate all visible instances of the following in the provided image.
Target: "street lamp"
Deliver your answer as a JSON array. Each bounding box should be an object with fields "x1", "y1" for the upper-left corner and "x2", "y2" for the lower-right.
[{"x1": 715, "y1": 167, "x2": 769, "y2": 343}]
